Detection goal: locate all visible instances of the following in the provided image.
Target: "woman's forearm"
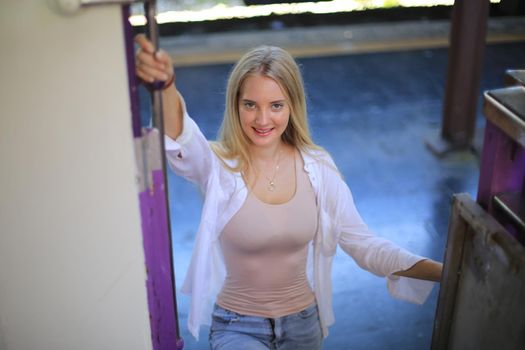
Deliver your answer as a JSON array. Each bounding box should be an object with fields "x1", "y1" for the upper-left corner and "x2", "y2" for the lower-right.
[
  {"x1": 393, "y1": 259, "x2": 443, "y2": 282},
  {"x1": 162, "y1": 84, "x2": 183, "y2": 140}
]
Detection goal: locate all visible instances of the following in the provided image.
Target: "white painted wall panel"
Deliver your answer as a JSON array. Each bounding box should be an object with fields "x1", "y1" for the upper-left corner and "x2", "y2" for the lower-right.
[{"x1": 0, "y1": 1, "x2": 152, "y2": 349}]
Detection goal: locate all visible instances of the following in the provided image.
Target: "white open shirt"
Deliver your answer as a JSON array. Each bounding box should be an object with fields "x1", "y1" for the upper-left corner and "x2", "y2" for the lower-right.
[{"x1": 165, "y1": 100, "x2": 435, "y2": 340}]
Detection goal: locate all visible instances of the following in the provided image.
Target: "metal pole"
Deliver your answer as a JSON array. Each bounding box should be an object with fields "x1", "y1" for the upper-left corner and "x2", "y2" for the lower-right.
[
  {"x1": 143, "y1": 1, "x2": 183, "y2": 348},
  {"x1": 441, "y1": 0, "x2": 490, "y2": 149}
]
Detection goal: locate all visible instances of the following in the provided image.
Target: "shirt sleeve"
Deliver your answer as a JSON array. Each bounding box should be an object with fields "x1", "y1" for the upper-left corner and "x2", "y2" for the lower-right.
[
  {"x1": 164, "y1": 95, "x2": 215, "y2": 192},
  {"x1": 332, "y1": 170, "x2": 435, "y2": 304}
]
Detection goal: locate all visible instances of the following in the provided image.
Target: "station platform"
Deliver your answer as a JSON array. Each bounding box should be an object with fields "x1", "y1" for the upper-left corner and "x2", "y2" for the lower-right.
[
  {"x1": 138, "y1": 14, "x2": 525, "y2": 350},
  {"x1": 157, "y1": 16, "x2": 525, "y2": 66}
]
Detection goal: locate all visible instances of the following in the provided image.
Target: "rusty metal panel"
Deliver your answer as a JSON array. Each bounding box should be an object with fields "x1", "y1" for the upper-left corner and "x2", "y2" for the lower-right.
[
  {"x1": 484, "y1": 87, "x2": 525, "y2": 147},
  {"x1": 505, "y1": 69, "x2": 525, "y2": 87},
  {"x1": 432, "y1": 194, "x2": 525, "y2": 350}
]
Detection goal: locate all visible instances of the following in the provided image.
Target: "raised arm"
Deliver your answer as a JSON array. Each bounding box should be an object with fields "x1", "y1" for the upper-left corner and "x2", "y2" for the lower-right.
[
  {"x1": 134, "y1": 34, "x2": 216, "y2": 191},
  {"x1": 134, "y1": 34, "x2": 182, "y2": 140}
]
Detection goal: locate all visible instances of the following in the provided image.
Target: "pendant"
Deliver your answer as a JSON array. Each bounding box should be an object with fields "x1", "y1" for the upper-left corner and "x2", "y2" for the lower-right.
[{"x1": 267, "y1": 180, "x2": 275, "y2": 192}]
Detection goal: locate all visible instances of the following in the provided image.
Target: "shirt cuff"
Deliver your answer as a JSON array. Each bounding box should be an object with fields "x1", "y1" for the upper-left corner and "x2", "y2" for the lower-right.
[
  {"x1": 386, "y1": 274, "x2": 435, "y2": 305},
  {"x1": 386, "y1": 254, "x2": 435, "y2": 304}
]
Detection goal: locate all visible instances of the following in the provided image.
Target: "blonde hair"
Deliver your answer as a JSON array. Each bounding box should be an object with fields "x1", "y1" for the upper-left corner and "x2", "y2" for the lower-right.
[{"x1": 211, "y1": 45, "x2": 321, "y2": 172}]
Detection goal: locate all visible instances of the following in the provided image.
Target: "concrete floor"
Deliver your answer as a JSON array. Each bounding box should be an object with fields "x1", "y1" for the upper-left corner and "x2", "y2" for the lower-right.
[{"x1": 138, "y1": 19, "x2": 525, "y2": 349}]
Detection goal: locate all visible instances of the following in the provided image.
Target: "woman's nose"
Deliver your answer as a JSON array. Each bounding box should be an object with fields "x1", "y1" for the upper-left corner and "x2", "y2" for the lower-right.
[{"x1": 255, "y1": 108, "x2": 270, "y2": 125}]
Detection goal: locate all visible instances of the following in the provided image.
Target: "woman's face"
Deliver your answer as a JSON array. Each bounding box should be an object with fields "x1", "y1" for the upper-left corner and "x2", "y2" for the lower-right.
[{"x1": 238, "y1": 74, "x2": 290, "y2": 150}]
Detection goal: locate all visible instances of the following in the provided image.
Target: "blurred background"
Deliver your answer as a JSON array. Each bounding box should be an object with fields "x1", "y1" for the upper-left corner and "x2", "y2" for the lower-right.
[{"x1": 131, "y1": 0, "x2": 525, "y2": 349}]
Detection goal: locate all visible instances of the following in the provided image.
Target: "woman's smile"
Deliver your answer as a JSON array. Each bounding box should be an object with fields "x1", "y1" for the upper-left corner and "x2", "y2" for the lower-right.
[{"x1": 253, "y1": 127, "x2": 274, "y2": 137}]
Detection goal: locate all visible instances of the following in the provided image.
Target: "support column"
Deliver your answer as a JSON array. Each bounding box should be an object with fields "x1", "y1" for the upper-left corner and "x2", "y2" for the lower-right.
[{"x1": 426, "y1": 0, "x2": 490, "y2": 156}]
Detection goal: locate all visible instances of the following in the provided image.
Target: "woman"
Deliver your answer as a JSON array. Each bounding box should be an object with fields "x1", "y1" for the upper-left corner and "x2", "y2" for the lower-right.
[{"x1": 135, "y1": 34, "x2": 442, "y2": 350}]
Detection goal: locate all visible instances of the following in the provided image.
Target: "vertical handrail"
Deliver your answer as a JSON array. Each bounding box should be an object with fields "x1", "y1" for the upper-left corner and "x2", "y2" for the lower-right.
[
  {"x1": 144, "y1": 0, "x2": 164, "y2": 129},
  {"x1": 143, "y1": 0, "x2": 183, "y2": 345}
]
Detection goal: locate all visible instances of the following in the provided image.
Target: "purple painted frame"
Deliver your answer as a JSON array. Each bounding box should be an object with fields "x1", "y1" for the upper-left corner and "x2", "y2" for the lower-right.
[
  {"x1": 477, "y1": 121, "x2": 525, "y2": 213},
  {"x1": 477, "y1": 120, "x2": 525, "y2": 238},
  {"x1": 122, "y1": 5, "x2": 184, "y2": 350}
]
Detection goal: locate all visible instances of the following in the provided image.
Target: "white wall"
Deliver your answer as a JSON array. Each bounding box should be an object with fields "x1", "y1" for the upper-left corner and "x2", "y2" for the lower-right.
[{"x1": 0, "y1": 1, "x2": 152, "y2": 349}]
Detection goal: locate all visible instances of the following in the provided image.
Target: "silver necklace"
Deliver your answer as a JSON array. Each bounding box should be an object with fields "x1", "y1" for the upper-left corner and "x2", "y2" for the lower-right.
[{"x1": 262, "y1": 149, "x2": 283, "y2": 192}]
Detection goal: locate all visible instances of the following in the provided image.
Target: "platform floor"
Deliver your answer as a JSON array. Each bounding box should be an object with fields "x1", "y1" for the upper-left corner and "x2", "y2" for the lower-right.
[{"x1": 138, "y1": 18, "x2": 525, "y2": 349}]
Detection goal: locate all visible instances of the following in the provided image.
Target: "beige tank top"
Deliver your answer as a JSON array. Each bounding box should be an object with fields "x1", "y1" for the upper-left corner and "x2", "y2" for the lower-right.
[{"x1": 217, "y1": 152, "x2": 318, "y2": 318}]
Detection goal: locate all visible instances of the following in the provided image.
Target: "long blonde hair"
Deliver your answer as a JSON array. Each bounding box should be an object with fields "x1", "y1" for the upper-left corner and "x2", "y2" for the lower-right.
[{"x1": 211, "y1": 46, "x2": 320, "y2": 172}]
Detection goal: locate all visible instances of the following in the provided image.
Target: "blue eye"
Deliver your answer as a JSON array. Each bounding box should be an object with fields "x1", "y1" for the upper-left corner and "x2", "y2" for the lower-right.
[
  {"x1": 243, "y1": 101, "x2": 255, "y2": 109},
  {"x1": 272, "y1": 103, "x2": 283, "y2": 110}
]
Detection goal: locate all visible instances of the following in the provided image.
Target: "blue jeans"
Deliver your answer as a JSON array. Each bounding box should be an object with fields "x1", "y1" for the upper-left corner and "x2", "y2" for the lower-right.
[{"x1": 209, "y1": 303, "x2": 323, "y2": 350}]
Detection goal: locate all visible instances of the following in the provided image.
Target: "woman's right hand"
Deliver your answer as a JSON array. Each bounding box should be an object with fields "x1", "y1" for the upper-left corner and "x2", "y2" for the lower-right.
[
  {"x1": 134, "y1": 34, "x2": 183, "y2": 139},
  {"x1": 134, "y1": 34, "x2": 175, "y2": 90}
]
